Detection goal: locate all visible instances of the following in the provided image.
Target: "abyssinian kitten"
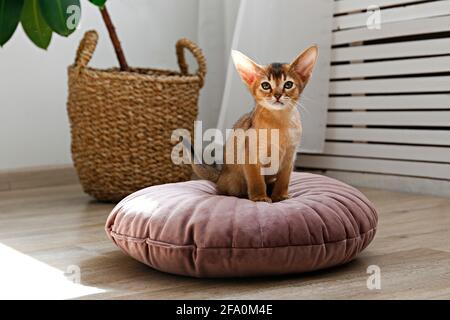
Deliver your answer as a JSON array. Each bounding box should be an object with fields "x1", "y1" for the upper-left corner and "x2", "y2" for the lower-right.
[{"x1": 190, "y1": 46, "x2": 319, "y2": 202}]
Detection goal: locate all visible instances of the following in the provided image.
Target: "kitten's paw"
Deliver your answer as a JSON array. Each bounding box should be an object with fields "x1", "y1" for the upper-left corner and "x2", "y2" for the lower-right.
[
  {"x1": 271, "y1": 194, "x2": 290, "y2": 202},
  {"x1": 250, "y1": 196, "x2": 272, "y2": 203}
]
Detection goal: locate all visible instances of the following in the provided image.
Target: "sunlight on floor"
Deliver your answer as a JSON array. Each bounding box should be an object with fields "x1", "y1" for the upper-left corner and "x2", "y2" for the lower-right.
[{"x1": 0, "y1": 243, "x2": 105, "y2": 299}]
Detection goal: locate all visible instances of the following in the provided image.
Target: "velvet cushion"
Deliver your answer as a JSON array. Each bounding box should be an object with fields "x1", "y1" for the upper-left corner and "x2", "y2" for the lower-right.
[{"x1": 105, "y1": 172, "x2": 378, "y2": 278}]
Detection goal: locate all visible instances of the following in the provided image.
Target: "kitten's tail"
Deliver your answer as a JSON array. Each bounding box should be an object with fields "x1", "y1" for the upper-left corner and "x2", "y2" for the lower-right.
[{"x1": 182, "y1": 139, "x2": 221, "y2": 183}]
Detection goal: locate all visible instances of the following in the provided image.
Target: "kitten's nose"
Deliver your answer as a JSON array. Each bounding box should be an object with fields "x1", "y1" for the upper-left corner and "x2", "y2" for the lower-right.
[{"x1": 274, "y1": 93, "x2": 282, "y2": 100}]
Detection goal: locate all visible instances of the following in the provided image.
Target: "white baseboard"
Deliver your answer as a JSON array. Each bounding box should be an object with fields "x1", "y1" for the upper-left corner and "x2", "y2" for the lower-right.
[
  {"x1": 299, "y1": 169, "x2": 450, "y2": 198},
  {"x1": 0, "y1": 165, "x2": 79, "y2": 192}
]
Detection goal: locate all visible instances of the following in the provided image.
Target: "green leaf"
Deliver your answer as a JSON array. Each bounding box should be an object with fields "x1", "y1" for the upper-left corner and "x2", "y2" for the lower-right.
[
  {"x1": 21, "y1": 0, "x2": 52, "y2": 49},
  {"x1": 0, "y1": 0, "x2": 25, "y2": 46},
  {"x1": 89, "y1": 0, "x2": 107, "y2": 7},
  {"x1": 38, "y1": 0, "x2": 80, "y2": 37}
]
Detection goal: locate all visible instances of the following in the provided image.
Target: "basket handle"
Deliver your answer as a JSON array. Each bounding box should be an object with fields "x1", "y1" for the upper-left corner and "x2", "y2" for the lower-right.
[
  {"x1": 176, "y1": 38, "x2": 207, "y2": 88},
  {"x1": 74, "y1": 30, "x2": 99, "y2": 72}
]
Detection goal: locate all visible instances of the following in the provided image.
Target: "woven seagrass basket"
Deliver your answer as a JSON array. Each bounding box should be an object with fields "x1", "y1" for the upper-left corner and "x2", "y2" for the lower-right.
[{"x1": 67, "y1": 30, "x2": 206, "y2": 202}]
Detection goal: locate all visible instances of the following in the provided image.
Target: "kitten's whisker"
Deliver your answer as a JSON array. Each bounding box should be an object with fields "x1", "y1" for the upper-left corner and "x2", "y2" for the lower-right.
[
  {"x1": 296, "y1": 102, "x2": 310, "y2": 117},
  {"x1": 300, "y1": 95, "x2": 316, "y2": 103}
]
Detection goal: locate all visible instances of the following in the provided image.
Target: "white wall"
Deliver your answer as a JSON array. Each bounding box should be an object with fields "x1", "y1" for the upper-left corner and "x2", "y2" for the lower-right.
[
  {"x1": 217, "y1": 0, "x2": 333, "y2": 153},
  {"x1": 0, "y1": 0, "x2": 200, "y2": 170},
  {"x1": 197, "y1": 0, "x2": 240, "y2": 131}
]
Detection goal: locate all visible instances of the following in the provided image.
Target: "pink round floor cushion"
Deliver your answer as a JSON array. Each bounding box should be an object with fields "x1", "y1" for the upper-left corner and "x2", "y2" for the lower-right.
[{"x1": 105, "y1": 172, "x2": 378, "y2": 278}]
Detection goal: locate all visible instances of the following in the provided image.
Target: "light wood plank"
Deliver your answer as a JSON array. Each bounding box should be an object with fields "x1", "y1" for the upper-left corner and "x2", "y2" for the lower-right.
[
  {"x1": 1, "y1": 178, "x2": 450, "y2": 299},
  {"x1": 334, "y1": 0, "x2": 450, "y2": 30},
  {"x1": 333, "y1": 16, "x2": 450, "y2": 45},
  {"x1": 216, "y1": 249, "x2": 450, "y2": 300},
  {"x1": 331, "y1": 56, "x2": 450, "y2": 79},
  {"x1": 329, "y1": 94, "x2": 450, "y2": 110},
  {"x1": 326, "y1": 127, "x2": 450, "y2": 145},
  {"x1": 324, "y1": 142, "x2": 450, "y2": 162},
  {"x1": 330, "y1": 76, "x2": 450, "y2": 94},
  {"x1": 327, "y1": 111, "x2": 450, "y2": 126},
  {"x1": 92, "y1": 249, "x2": 450, "y2": 300},
  {"x1": 82, "y1": 249, "x2": 450, "y2": 300},
  {"x1": 334, "y1": 0, "x2": 426, "y2": 14},
  {"x1": 0, "y1": 177, "x2": 9, "y2": 192},
  {"x1": 297, "y1": 155, "x2": 450, "y2": 179},
  {"x1": 332, "y1": 38, "x2": 450, "y2": 62}
]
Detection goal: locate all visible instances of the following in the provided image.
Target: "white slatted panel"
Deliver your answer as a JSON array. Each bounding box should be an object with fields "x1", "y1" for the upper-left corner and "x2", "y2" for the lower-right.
[
  {"x1": 297, "y1": 0, "x2": 450, "y2": 195},
  {"x1": 323, "y1": 142, "x2": 450, "y2": 162},
  {"x1": 329, "y1": 95, "x2": 450, "y2": 110},
  {"x1": 326, "y1": 128, "x2": 450, "y2": 145},
  {"x1": 334, "y1": 0, "x2": 425, "y2": 14},
  {"x1": 330, "y1": 76, "x2": 450, "y2": 94},
  {"x1": 333, "y1": 0, "x2": 450, "y2": 30},
  {"x1": 298, "y1": 156, "x2": 450, "y2": 179},
  {"x1": 328, "y1": 111, "x2": 450, "y2": 126},
  {"x1": 332, "y1": 16, "x2": 450, "y2": 45},
  {"x1": 332, "y1": 38, "x2": 450, "y2": 62},
  {"x1": 331, "y1": 56, "x2": 450, "y2": 78}
]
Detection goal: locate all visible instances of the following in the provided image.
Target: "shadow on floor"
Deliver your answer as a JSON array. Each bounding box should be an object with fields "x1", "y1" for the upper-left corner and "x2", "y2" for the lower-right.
[{"x1": 76, "y1": 249, "x2": 367, "y2": 299}]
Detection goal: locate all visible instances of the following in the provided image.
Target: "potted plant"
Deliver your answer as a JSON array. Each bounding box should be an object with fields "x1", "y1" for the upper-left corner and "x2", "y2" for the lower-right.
[
  {"x1": 1, "y1": 0, "x2": 131, "y2": 66},
  {"x1": 1, "y1": 0, "x2": 206, "y2": 202}
]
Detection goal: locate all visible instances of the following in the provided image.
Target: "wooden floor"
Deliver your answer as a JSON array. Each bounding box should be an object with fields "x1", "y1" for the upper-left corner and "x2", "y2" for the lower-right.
[{"x1": 0, "y1": 182, "x2": 449, "y2": 299}]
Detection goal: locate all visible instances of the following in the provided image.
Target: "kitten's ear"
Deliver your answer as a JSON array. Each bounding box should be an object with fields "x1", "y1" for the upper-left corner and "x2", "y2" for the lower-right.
[
  {"x1": 231, "y1": 50, "x2": 262, "y2": 86},
  {"x1": 290, "y1": 45, "x2": 319, "y2": 84}
]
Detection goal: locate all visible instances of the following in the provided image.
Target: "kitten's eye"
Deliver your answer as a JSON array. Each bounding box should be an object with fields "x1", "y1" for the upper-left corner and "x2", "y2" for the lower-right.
[
  {"x1": 261, "y1": 82, "x2": 271, "y2": 90},
  {"x1": 284, "y1": 81, "x2": 294, "y2": 89}
]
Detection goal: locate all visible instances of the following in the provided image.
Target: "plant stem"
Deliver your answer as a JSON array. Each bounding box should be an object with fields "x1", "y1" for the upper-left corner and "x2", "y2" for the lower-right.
[{"x1": 100, "y1": 5, "x2": 129, "y2": 71}]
